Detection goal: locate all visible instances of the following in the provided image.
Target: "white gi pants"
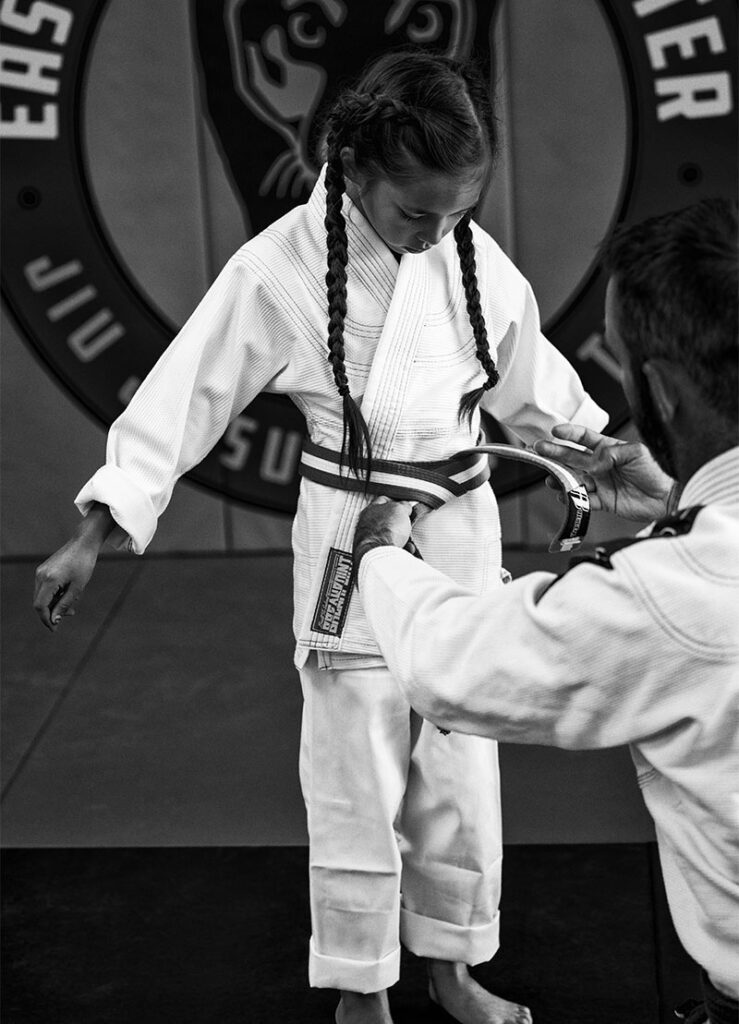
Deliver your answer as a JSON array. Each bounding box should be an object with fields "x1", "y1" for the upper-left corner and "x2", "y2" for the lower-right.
[{"x1": 298, "y1": 656, "x2": 502, "y2": 993}]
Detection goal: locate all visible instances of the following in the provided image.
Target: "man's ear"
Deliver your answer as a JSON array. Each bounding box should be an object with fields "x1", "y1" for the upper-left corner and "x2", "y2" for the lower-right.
[{"x1": 643, "y1": 359, "x2": 679, "y2": 424}]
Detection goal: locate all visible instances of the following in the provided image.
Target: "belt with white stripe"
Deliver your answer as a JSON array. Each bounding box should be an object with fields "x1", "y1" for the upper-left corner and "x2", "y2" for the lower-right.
[
  {"x1": 455, "y1": 444, "x2": 591, "y2": 552},
  {"x1": 300, "y1": 439, "x2": 491, "y2": 509},
  {"x1": 300, "y1": 440, "x2": 591, "y2": 552}
]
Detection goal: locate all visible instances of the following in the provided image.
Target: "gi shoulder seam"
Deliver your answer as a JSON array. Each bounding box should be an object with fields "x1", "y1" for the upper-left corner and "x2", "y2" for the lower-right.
[
  {"x1": 535, "y1": 506, "x2": 704, "y2": 603},
  {"x1": 571, "y1": 505, "x2": 705, "y2": 572}
]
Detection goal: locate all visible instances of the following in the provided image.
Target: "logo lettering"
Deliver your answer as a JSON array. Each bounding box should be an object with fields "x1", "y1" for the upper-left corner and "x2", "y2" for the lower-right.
[
  {"x1": 631, "y1": 1, "x2": 734, "y2": 121},
  {"x1": 311, "y1": 548, "x2": 354, "y2": 636},
  {"x1": 23, "y1": 255, "x2": 125, "y2": 362},
  {"x1": 0, "y1": 2, "x2": 73, "y2": 138}
]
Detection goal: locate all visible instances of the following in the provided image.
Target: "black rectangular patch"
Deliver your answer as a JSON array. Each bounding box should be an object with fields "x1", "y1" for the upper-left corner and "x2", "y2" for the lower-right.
[{"x1": 311, "y1": 548, "x2": 354, "y2": 636}]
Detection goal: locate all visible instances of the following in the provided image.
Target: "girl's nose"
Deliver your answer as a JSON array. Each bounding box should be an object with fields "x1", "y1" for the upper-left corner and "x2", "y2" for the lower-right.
[{"x1": 420, "y1": 218, "x2": 454, "y2": 247}]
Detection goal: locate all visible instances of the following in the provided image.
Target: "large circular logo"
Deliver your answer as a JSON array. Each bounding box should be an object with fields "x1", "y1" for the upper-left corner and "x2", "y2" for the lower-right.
[{"x1": 1, "y1": 0, "x2": 736, "y2": 511}]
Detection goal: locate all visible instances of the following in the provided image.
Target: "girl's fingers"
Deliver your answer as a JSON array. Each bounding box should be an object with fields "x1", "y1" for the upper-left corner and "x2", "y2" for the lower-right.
[
  {"x1": 37, "y1": 594, "x2": 64, "y2": 630},
  {"x1": 33, "y1": 574, "x2": 82, "y2": 630},
  {"x1": 34, "y1": 597, "x2": 55, "y2": 630},
  {"x1": 33, "y1": 575, "x2": 63, "y2": 630},
  {"x1": 51, "y1": 599, "x2": 70, "y2": 626},
  {"x1": 50, "y1": 586, "x2": 81, "y2": 627},
  {"x1": 48, "y1": 583, "x2": 67, "y2": 612}
]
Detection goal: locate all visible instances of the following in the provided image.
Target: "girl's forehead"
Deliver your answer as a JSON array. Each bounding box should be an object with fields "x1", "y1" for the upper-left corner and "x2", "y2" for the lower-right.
[{"x1": 385, "y1": 169, "x2": 485, "y2": 214}]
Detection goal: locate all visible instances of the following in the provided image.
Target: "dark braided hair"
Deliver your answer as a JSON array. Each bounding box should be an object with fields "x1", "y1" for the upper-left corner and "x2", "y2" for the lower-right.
[
  {"x1": 324, "y1": 142, "x2": 373, "y2": 480},
  {"x1": 323, "y1": 50, "x2": 500, "y2": 478},
  {"x1": 455, "y1": 211, "x2": 500, "y2": 421}
]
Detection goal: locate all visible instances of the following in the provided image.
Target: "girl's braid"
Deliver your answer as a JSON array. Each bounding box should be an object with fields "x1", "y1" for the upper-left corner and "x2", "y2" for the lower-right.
[
  {"x1": 345, "y1": 90, "x2": 418, "y2": 131},
  {"x1": 324, "y1": 129, "x2": 372, "y2": 480},
  {"x1": 454, "y1": 212, "x2": 499, "y2": 422}
]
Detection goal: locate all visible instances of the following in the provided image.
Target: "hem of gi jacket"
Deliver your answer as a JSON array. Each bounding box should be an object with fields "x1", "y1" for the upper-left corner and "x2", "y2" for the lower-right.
[
  {"x1": 308, "y1": 938, "x2": 400, "y2": 992},
  {"x1": 400, "y1": 907, "x2": 500, "y2": 965}
]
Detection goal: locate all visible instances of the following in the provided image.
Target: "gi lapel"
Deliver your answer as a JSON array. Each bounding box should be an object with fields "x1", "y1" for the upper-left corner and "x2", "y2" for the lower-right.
[
  {"x1": 361, "y1": 252, "x2": 429, "y2": 456},
  {"x1": 306, "y1": 251, "x2": 430, "y2": 647}
]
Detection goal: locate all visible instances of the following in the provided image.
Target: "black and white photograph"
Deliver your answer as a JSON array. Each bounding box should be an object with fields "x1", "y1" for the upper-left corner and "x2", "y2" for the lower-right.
[{"x1": 1, "y1": 2, "x2": 737, "y2": 1022}]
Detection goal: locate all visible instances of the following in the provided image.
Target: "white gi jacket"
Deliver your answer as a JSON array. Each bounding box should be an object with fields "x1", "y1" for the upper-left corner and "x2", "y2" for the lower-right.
[
  {"x1": 358, "y1": 447, "x2": 739, "y2": 999},
  {"x1": 76, "y1": 168, "x2": 607, "y2": 667}
]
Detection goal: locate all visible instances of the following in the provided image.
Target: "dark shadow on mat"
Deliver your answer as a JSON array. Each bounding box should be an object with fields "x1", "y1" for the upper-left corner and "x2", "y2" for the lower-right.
[{"x1": 1, "y1": 845, "x2": 700, "y2": 1024}]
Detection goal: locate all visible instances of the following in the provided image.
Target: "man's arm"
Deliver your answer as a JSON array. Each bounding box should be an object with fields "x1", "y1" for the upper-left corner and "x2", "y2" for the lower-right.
[{"x1": 355, "y1": 525, "x2": 684, "y2": 750}]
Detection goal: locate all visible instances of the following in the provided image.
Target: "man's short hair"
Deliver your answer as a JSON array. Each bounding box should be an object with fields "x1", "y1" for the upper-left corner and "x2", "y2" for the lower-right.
[{"x1": 600, "y1": 197, "x2": 738, "y2": 424}]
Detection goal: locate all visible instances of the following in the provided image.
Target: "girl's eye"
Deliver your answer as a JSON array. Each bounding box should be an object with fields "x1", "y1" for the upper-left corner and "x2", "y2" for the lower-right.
[{"x1": 399, "y1": 209, "x2": 422, "y2": 222}]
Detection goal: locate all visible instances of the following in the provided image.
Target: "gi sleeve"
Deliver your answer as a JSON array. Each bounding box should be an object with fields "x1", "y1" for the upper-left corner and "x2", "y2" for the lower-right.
[
  {"x1": 75, "y1": 254, "x2": 291, "y2": 553},
  {"x1": 481, "y1": 275, "x2": 608, "y2": 443},
  {"x1": 357, "y1": 545, "x2": 689, "y2": 750}
]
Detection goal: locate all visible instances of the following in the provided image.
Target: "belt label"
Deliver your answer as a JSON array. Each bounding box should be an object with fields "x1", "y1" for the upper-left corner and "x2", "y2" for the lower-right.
[{"x1": 311, "y1": 548, "x2": 354, "y2": 636}]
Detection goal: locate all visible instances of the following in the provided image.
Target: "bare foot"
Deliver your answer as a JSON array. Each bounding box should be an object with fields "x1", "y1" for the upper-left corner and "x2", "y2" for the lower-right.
[
  {"x1": 336, "y1": 989, "x2": 394, "y2": 1024},
  {"x1": 427, "y1": 960, "x2": 532, "y2": 1024}
]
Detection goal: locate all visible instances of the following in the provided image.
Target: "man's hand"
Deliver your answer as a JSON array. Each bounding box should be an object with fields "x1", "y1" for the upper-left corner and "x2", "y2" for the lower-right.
[
  {"x1": 534, "y1": 424, "x2": 676, "y2": 522},
  {"x1": 353, "y1": 498, "x2": 414, "y2": 570}
]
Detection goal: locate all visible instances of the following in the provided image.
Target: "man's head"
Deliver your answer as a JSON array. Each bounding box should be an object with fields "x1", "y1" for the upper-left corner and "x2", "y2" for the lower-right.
[{"x1": 601, "y1": 198, "x2": 738, "y2": 479}]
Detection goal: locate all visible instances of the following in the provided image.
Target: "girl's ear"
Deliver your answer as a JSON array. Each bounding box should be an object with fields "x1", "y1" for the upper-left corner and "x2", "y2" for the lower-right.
[{"x1": 339, "y1": 146, "x2": 362, "y2": 186}]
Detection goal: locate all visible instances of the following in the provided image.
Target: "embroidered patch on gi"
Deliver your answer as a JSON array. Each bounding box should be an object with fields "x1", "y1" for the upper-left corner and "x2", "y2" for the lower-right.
[{"x1": 311, "y1": 548, "x2": 354, "y2": 636}]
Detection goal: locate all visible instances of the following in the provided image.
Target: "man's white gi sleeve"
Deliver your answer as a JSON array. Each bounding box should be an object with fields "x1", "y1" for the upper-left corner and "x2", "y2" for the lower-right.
[{"x1": 357, "y1": 546, "x2": 700, "y2": 750}]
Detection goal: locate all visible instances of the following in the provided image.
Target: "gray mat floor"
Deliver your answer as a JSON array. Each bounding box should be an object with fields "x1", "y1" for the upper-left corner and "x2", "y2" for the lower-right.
[{"x1": 2, "y1": 551, "x2": 655, "y2": 848}]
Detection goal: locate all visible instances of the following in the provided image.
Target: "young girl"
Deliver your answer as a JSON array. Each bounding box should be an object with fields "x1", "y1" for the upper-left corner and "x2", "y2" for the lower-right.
[{"x1": 35, "y1": 51, "x2": 607, "y2": 1024}]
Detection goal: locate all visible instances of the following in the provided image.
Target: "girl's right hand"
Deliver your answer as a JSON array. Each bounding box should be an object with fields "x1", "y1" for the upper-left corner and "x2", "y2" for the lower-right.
[
  {"x1": 33, "y1": 503, "x2": 117, "y2": 632},
  {"x1": 34, "y1": 537, "x2": 100, "y2": 631}
]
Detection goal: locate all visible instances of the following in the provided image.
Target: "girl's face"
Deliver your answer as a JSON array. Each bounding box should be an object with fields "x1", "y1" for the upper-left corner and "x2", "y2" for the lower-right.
[{"x1": 343, "y1": 151, "x2": 486, "y2": 257}]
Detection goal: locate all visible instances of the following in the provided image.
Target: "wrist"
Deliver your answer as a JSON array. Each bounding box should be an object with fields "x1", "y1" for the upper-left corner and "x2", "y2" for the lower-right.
[
  {"x1": 74, "y1": 502, "x2": 116, "y2": 549},
  {"x1": 353, "y1": 538, "x2": 392, "y2": 582}
]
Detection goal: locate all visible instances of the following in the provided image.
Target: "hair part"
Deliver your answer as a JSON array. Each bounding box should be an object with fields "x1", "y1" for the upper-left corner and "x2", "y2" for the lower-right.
[
  {"x1": 322, "y1": 49, "x2": 501, "y2": 479},
  {"x1": 600, "y1": 197, "x2": 738, "y2": 425}
]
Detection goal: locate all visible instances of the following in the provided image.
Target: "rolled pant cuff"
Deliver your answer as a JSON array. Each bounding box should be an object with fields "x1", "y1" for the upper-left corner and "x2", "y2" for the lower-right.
[
  {"x1": 400, "y1": 907, "x2": 500, "y2": 965},
  {"x1": 308, "y1": 938, "x2": 401, "y2": 993}
]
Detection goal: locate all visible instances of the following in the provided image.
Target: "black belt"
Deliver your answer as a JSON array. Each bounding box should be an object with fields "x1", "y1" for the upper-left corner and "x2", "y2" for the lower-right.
[{"x1": 300, "y1": 440, "x2": 590, "y2": 553}]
